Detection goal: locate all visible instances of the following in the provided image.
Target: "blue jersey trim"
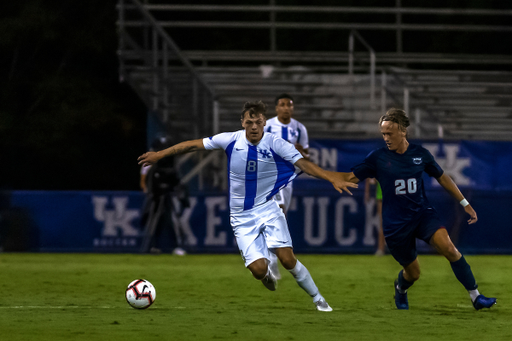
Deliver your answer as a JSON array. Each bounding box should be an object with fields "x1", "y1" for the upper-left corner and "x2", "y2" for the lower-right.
[
  {"x1": 244, "y1": 145, "x2": 258, "y2": 210},
  {"x1": 267, "y1": 148, "x2": 296, "y2": 201},
  {"x1": 281, "y1": 126, "x2": 288, "y2": 142},
  {"x1": 297, "y1": 127, "x2": 301, "y2": 142},
  {"x1": 225, "y1": 141, "x2": 236, "y2": 204}
]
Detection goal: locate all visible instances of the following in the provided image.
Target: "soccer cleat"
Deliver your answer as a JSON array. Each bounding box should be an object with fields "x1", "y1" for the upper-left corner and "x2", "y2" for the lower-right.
[
  {"x1": 472, "y1": 295, "x2": 497, "y2": 310},
  {"x1": 261, "y1": 268, "x2": 278, "y2": 291},
  {"x1": 172, "y1": 247, "x2": 187, "y2": 256},
  {"x1": 315, "y1": 298, "x2": 333, "y2": 312},
  {"x1": 394, "y1": 280, "x2": 409, "y2": 310}
]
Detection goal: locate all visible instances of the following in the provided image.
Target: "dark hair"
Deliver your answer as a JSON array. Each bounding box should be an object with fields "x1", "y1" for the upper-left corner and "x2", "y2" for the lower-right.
[
  {"x1": 241, "y1": 101, "x2": 267, "y2": 120},
  {"x1": 379, "y1": 108, "x2": 410, "y2": 132},
  {"x1": 274, "y1": 93, "x2": 294, "y2": 105}
]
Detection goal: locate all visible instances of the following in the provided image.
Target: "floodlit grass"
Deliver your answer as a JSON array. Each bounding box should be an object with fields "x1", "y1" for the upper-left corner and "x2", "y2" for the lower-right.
[{"x1": 0, "y1": 253, "x2": 510, "y2": 341}]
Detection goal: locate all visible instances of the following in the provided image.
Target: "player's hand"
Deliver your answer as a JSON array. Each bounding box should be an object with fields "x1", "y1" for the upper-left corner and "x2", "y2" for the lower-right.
[
  {"x1": 464, "y1": 205, "x2": 478, "y2": 224},
  {"x1": 137, "y1": 151, "x2": 160, "y2": 167},
  {"x1": 335, "y1": 181, "x2": 358, "y2": 195},
  {"x1": 331, "y1": 174, "x2": 358, "y2": 195}
]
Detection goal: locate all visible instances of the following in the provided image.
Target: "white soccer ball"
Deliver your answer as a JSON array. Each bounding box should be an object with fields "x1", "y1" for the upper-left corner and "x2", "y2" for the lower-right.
[{"x1": 125, "y1": 279, "x2": 156, "y2": 309}]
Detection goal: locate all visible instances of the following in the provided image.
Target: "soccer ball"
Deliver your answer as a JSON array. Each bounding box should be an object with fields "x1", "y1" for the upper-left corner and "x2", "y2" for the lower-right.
[{"x1": 125, "y1": 279, "x2": 156, "y2": 309}]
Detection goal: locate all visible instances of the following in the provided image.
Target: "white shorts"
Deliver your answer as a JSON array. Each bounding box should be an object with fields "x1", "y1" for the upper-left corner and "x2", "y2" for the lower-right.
[
  {"x1": 230, "y1": 200, "x2": 293, "y2": 267},
  {"x1": 273, "y1": 184, "x2": 293, "y2": 213}
]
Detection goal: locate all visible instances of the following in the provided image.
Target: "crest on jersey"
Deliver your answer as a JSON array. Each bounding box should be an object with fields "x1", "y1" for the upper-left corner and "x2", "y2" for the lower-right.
[{"x1": 413, "y1": 157, "x2": 422, "y2": 165}]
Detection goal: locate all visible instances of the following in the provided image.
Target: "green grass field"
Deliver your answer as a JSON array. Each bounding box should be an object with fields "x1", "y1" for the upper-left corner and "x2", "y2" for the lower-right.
[{"x1": 0, "y1": 253, "x2": 509, "y2": 341}]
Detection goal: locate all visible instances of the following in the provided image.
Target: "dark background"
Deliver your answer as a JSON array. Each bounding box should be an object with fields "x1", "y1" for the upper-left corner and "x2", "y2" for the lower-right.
[{"x1": 1, "y1": 0, "x2": 510, "y2": 190}]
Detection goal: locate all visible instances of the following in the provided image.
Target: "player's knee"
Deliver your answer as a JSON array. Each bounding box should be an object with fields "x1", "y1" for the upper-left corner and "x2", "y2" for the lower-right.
[
  {"x1": 248, "y1": 259, "x2": 268, "y2": 280},
  {"x1": 279, "y1": 255, "x2": 297, "y2": 270}
]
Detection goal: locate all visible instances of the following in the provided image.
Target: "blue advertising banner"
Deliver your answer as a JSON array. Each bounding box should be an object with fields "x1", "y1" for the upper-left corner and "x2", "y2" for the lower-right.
[
  {"x1": 1, "y1": 139, "x2": 511, "y2": 254},
  {"x1": 2, "y1": 188, "x2": 510, "y2": 254}
]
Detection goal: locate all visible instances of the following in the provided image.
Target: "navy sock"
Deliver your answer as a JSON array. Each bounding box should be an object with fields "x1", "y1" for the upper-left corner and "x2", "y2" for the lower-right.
[
  {"x1": 450, "y1": 255, "x2": 478, "y2": 291},
  {"x1": 397, "y1": 269, "x2": 414, "y2": 292}
]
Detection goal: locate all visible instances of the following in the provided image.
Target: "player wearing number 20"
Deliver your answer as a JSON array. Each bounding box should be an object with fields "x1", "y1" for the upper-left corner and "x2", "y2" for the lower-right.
[{"x1": 339, "y1": 108, "x2": 496, "y2": 311}]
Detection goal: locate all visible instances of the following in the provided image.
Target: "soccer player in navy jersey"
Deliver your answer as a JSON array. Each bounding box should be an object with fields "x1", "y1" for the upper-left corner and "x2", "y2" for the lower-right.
[
  {"x1": 138, "y1": 101, "x2": 357, "y2": 311},
  {"x1": 339, "y1": 108, "x2": 496, "y2": 310}
]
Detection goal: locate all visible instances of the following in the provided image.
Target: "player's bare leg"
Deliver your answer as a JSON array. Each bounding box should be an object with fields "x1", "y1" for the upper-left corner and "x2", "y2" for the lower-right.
[
  {"x1": 429, "y1": 228, "x2": 460, "y2": 261},
  {"x1": 429, "y1": 228, "x2": 496, "y2": 309},
  {"x1": 274, "y1": 247, "x2": 332, "y2": 311},
  {"x1": 248, "y1": 258, "x2": 277, "y2": 291}
]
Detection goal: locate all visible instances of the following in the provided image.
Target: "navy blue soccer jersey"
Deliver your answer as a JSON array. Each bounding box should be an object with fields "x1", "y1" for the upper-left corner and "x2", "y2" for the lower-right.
[{"x1": 352, "y1": 144, "x2": 444, "y2": 236}]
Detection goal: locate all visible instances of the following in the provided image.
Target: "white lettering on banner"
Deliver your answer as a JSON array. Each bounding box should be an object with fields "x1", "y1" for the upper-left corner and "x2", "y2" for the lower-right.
[
  {"x1": 423, "y1": 143, "x2": 471, "y2": 186},
  {"x1": 171, "y1": 197, "x2": 198, "y2": 246},
  {"x1": 92, "y1": 196, "x2": 140, "y2": 237},
  {"x1": 303, "y1": 197, "x2": 329, "y2": 246},
  {"x1": 308, "y1": 148, "x2": 338, "y2": 171},
  {"x1": 363, "y1": 198, "x2": 379, "y2": 246},
  {"x1": 204, "y1": 196, "x2": 228, "y2": 246},
  {"x1": 335, "y1": 197, "x2": 357, "y2": 246}
]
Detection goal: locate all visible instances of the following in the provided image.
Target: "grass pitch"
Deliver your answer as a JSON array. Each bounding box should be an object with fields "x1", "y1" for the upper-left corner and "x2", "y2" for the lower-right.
[{"x1": 0, "y1": 253, "x2": 509, "y2": 341}]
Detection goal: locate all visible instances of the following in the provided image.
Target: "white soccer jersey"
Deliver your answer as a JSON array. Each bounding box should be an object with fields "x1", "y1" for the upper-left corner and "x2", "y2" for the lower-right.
[
  {"x1": 203, "y1": 130, "x2": 303, "y2": 213},
  {"x1": 265, "y1": 117, "x2": 309, "y2": 149}
]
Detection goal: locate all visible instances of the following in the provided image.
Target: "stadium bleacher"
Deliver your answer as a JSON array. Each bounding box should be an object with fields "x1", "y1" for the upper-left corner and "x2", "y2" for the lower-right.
[{"x1": 117, "y1": 1, "x2": 512, "y2": 142}]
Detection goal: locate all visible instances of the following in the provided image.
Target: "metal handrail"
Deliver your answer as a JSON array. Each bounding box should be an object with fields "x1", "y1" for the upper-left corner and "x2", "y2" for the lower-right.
[
  {"x1": 381, "y1": 68, "x2": 443, "y2": 138},
  {"x1": 348, "y1": 30, "x2": 376, "y2": 109},
  {"x1": 119, "y1": 4, "x2": 512, "y2": 17},
  {"x1": 121, "y1": 0, "x2": 216, "y2": 98}
]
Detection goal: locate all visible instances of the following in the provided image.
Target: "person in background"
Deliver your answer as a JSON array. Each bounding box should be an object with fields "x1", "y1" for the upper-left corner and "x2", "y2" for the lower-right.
[{"x1": 140, "y1": 136, "x2": 189, "y2": 256}]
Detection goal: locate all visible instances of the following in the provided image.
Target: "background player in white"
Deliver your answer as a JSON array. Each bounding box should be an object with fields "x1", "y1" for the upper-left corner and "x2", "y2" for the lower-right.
[
  {"x1": 138, "y1": 101, "x2": 357, "y2": 312},
  {"x1": 266, "y1": 93, "x2": 309, "y2": 214}
]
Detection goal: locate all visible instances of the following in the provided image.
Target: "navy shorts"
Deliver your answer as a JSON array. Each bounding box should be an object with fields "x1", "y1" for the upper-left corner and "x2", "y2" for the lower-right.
[{"x1": 385, "y1": 208, "x2": 442, "y2": 266}]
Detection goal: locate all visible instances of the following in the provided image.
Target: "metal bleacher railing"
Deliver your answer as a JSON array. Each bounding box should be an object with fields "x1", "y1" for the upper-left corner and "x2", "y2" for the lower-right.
[
  {"x1": 118, "y1": 2, "x2": 512, "y2": 68},
  {"x1": 117, "y1": 1, "x2": 512, "y2": 188}
]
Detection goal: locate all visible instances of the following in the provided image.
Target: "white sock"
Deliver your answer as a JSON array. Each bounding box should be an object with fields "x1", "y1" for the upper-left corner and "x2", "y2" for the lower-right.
[
  {"x1": 469, "y1": 289, "x2": 480, "y2": 302},
  {"x1": 288, "y1": 260, "x2": 322, "y2": 302}
]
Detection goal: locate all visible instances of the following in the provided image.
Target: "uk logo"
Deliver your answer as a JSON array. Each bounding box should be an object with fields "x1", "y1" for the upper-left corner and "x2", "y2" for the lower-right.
[
  {"x1": 422, "y1": 143, "x2": 471, "y2": 186},
  {"x1": 258, "y1": 149, "x2": 271, "y2": 158},
  {"x1": 91, "y1": 196, "x2": 140, "y2": 247},
  {"x1": 413, "y1": 157, "x2": 422, "y2": 165}
]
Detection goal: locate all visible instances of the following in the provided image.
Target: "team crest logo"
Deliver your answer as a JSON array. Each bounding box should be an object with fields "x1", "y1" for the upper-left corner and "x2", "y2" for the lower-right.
[{"x1": 413, "y1": 157, "x2": 422, "y2": 165}]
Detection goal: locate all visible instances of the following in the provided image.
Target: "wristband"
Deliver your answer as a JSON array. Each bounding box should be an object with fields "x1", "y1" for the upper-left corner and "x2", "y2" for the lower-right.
[{"x1": 460, "y1": 199, "x2": 469, "y2": 207}]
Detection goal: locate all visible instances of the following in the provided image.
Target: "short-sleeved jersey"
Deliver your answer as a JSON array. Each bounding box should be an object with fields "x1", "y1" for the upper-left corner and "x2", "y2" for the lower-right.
[
  {"x1": 352, "y1": 144, "x2": 444, "y2": 236},
  {"x1": 203, "y1": 130, "x2": 303, "y2": 214},
  {"x1": 265, "y1": 117, "x2": 309, "y2": 149}
]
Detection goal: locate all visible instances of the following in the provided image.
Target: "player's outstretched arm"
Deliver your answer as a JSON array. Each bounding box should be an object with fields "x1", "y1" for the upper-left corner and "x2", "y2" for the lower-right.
[
  {"x1": 137, "y1": 139, "x2": 205, "y2": 167},
  {"x1": 294, "y1": 159, "x2": 358, "y2": 195},
  {"x1": 436, "y1": 173, "x2": 478, "y2": 224}
]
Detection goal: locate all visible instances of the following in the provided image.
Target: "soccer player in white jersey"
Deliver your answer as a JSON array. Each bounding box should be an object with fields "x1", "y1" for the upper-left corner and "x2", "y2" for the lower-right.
[
  {"x1": 266, "y1": 93, "x2": 309, "y2": 214},
  {"x1": 138, "y1": 101, "x2": 357, "y2": 312}
]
